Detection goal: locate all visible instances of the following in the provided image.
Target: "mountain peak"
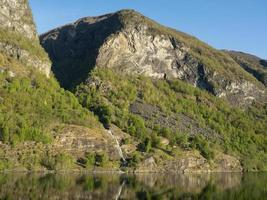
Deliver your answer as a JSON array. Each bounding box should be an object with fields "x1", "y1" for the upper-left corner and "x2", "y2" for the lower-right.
[
  {"x1": 66, "y1": 9, "x2": 146, "y2": 30},
  {"x1": 40, "y1": 10, "x2": 266, "y2": 106}
]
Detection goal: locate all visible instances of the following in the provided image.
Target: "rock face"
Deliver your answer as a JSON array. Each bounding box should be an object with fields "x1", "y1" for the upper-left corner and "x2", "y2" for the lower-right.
[
  {"x1": 0, "y1": 0, "x2": 38, "y2": 40},
  {"x1": 135, "y1": 152, "x2": 242, "y2": 173},
  {"x1": 0, "y1": 0, "x2": 51, "y2": 76},
  {"x1": 52, "y1": 125, "x2": 122, "y2": 161},
  {"x1": 40, "y1": 9, "x2": 265, "y2": 105},
  {"x1": 0, "y1": 42, "x2": 51, "y2": 76}
]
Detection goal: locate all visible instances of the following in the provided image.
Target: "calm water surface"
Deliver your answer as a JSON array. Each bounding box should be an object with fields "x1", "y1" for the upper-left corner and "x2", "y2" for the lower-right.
[{"x1": 0, "y1": 172, "x2": 266, "y2": 200}]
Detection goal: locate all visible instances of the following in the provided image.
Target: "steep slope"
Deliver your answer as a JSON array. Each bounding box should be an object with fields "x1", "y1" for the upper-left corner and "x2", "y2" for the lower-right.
[
  {"x1": 0, "y1": 0, "x2": 50, "y2": 76},
  {"x1": 39, "y1": 9, "x2": 267, "y2": 171},
  {"x1": 40, "y1": 9, "x2": 266, "y2": 106},
  {"x1": 76, "y1": 68, "x2": 267, "y2": 171},
  {"x1": 226, "y1": 51, "x2": 267, "y2": 86},
  {"x1": 0, "y1": 0, "x2": 122, "y2": 171},
  {"x1": 0, "y1": 0, "x2": 37, "y2": 40},
  {"x1": 2, "y1": 3, "x2": 266, "y2": 172}
]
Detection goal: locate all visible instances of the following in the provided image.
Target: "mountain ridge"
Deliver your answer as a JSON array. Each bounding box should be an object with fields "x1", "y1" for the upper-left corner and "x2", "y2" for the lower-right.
[
  {"x1": 40, "y1": 9, "x2": 266, "y2": 106},
  {"x1": 225, "y1": 50, "x2": 267, "y2": 86},
  {"x1": 0, "y1": 3, "x2": 266, "y2": 172}
]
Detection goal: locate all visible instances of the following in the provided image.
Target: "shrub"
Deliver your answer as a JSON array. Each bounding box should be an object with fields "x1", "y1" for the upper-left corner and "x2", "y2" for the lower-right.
[
  {"x1": 190, "y1": 135, "x2": 215, "y2": 160},
  {"x1": 151, "y1": 133, "x2": 161, "y2": 148},
  {"x1": 40, "y1": 153, "x2": 74, "y2": 170},
  {"x1": 85, "y1": 152, "x2": 96, "y2": 168},
  {"x1": 127, "y1": 115, "x2": 148, "y2": 139},
  {"x1": 40, "y1": 155, "x2": 56, "y2": 170},
  {"x1": 89, "y1": 104, "x2": 113, "y2": 129},
  {"x1": 127, "y1": 152, "x2": 141, "y2": 168},
  {"x1": 175, "y1": 133, "x2": 189, "y2": 148},
  {"x1": 138, "y1": 137, "x2": 152, "y2": 152},
  {"x1": 0, "y1": 68, "x2": 99, "y2": 145},
  {"x1": 54, "y1": 153, "x2": 74, "y2": 170},
  {"x1": 95, "y1": 152, "x2": 109, "y2": 167},
  {"x1": 75, "y1": 68, "x2": 267, "y2": 170}
]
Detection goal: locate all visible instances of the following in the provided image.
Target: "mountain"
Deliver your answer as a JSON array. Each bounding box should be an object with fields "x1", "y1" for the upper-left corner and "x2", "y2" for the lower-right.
[
  {"x1": 1, "y1": 3, "x2": 266, "y2": 172},
  {"x1": 226, "y1": 51, "x2": 267, "y2": 86},
  {"x1": 0, "y1": 0, "x2": 122, "y2": 171},
  {"x1": 40, "y1": 9, "x2": 266, "y2": 106},
  {"x1": 40, "y1": 9, "x2": 267, "y2": 171}
]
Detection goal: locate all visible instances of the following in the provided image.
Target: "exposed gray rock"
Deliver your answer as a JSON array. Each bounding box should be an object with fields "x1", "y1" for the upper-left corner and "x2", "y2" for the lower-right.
[
  {"x1": 52, "y1": 125, "x2": 122, "y2": 161},
  {"x1": 135, "y1": 152, "x2": 242, "y2": 173},
  {"x1": 135, "y1": 156, "x2": 158, "y2": 172},
  {"x1": 0, "y1": 0, "x2": 38, "y2": 40},
  {"x1": 0, "y1": 42, "x2": 51, "y2": 76},
  {"x1": 40, "y1": 10, "x2": 266, "y2": 105},
  {"x1": 130, "y1": 99, "x2": 222, "y2": 140},
  {"x1": 0, "y1": 0, "x2": 51, "y2": 76}
]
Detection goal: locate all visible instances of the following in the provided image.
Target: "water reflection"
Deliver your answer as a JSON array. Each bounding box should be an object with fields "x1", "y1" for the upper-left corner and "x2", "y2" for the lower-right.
[{"x1": 0, "y1": 172, "x2": 266, "y2": 200}]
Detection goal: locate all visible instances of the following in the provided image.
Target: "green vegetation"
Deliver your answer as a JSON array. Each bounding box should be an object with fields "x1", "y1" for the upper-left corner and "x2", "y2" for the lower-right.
[
  {"x1": 41, "y1": 153, "x2": 74, "y2": 170},
  {"x1": 190, "y1": 135, "x2": 215, "y2": 160},
  {"x1": 76, "y1": 68, "x2": 267, "y2": 170},
  {"x1": 127, "y1": 152, "x2": 142, "y2": 168},
  {"x1": 0, "y1": 28, "x2": 49, "y2": 61},
  {"x1": 0, "y1": 58, "x2": 99, "y2": 145},
  {"x1": 84, "y1": 152, "x2": 96, "y2": 168},
  {"x1": 138, "y1": 137, "x2": 152, "y2": 153},
  {"x1": 78, "y1": 151, "x2": 110, "y2": 168},
  {"x1": 95, "y1": 152, "x2": 109, "y2": 167},
  {"x1": 227, "y1": 51, "x2": 267, "y2": 85}
]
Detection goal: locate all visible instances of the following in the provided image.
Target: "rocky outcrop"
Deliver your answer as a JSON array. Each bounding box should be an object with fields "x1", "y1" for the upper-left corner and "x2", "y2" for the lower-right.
[
  {"x1": 52, "y1": 125, "x2": 122, "y2": 161},
  {"x1": 135, "y1": 151, "x2": 242, "y2": 173},
  {"x1": 0, "y1": 42, "x2": 51, "y2": 76},
  {"x1": 40, "y1": 9, "x2": 265, "y2": 105},
  {"x1": 0, "y1": 0, "x2": 51, "y2": 76},
  {"x1": 0, "y1": 125, "x2": 123, "y2": 171},
  {"x1": 0, "y1": 0, "x2": 38, "y2": 40}
]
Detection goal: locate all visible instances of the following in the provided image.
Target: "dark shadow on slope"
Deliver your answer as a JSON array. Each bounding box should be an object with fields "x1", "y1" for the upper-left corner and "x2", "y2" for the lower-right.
[
  {"x1": 260, "y1": 59, "x2": 267, "y2": 68},
  {"x1": 196, "y1": 64, "x2": 215, "y2": 94},
  {"x1": 40, "y1": 13, "x2": 123, "y2": 90}
]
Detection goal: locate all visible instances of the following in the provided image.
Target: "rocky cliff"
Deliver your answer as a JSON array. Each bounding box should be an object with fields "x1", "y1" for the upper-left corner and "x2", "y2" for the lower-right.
[
  {"x1": 1, "y1": 4, "x2": 266, "y2": 173},
  {"x1": 0, "y1": 0, "x2": 51, "y2": 76},
  {"x1": 0, "y1": 0, "x2": 121, "y2": 172},
  {"x1": 40, "y1": 9, "x2": 266, "y2": 106},
  {"x1": 0, "y1": 0, "x2": 37, "y2": 40}
]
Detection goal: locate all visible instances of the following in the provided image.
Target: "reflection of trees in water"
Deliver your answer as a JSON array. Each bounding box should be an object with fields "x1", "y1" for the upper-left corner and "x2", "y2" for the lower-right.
[{"x1": 0, "y1": 173, "x2": 266, "y2": 200}]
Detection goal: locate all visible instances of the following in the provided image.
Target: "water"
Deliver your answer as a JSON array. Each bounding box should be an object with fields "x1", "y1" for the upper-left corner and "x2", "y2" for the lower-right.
[
  {"x1": 107, "y1": 129, "x2": 126, "y2": 162},
  {"x1": 0, "y1": 173, "x2": 266, "y2": 200}
]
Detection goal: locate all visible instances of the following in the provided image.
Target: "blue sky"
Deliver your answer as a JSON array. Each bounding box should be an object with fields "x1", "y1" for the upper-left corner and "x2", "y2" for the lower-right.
[{"x1": 29, "y1": 0, "x2": 267, "y2": 59}]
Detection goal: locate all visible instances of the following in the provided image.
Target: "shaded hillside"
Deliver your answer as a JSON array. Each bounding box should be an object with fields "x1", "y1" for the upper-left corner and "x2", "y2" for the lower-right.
[
  {"x1": 41, "y1": 9, "x2": 266, "y2": 106},
  {"x1": 226, "y1": 51, "x2": 267, "y2": 86}
]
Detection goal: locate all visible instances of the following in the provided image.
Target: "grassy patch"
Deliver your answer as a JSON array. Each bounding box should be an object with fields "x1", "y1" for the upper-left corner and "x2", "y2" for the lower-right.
[{"x1": 0, "y1": 28, "x2": 49, "y2": 61}]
